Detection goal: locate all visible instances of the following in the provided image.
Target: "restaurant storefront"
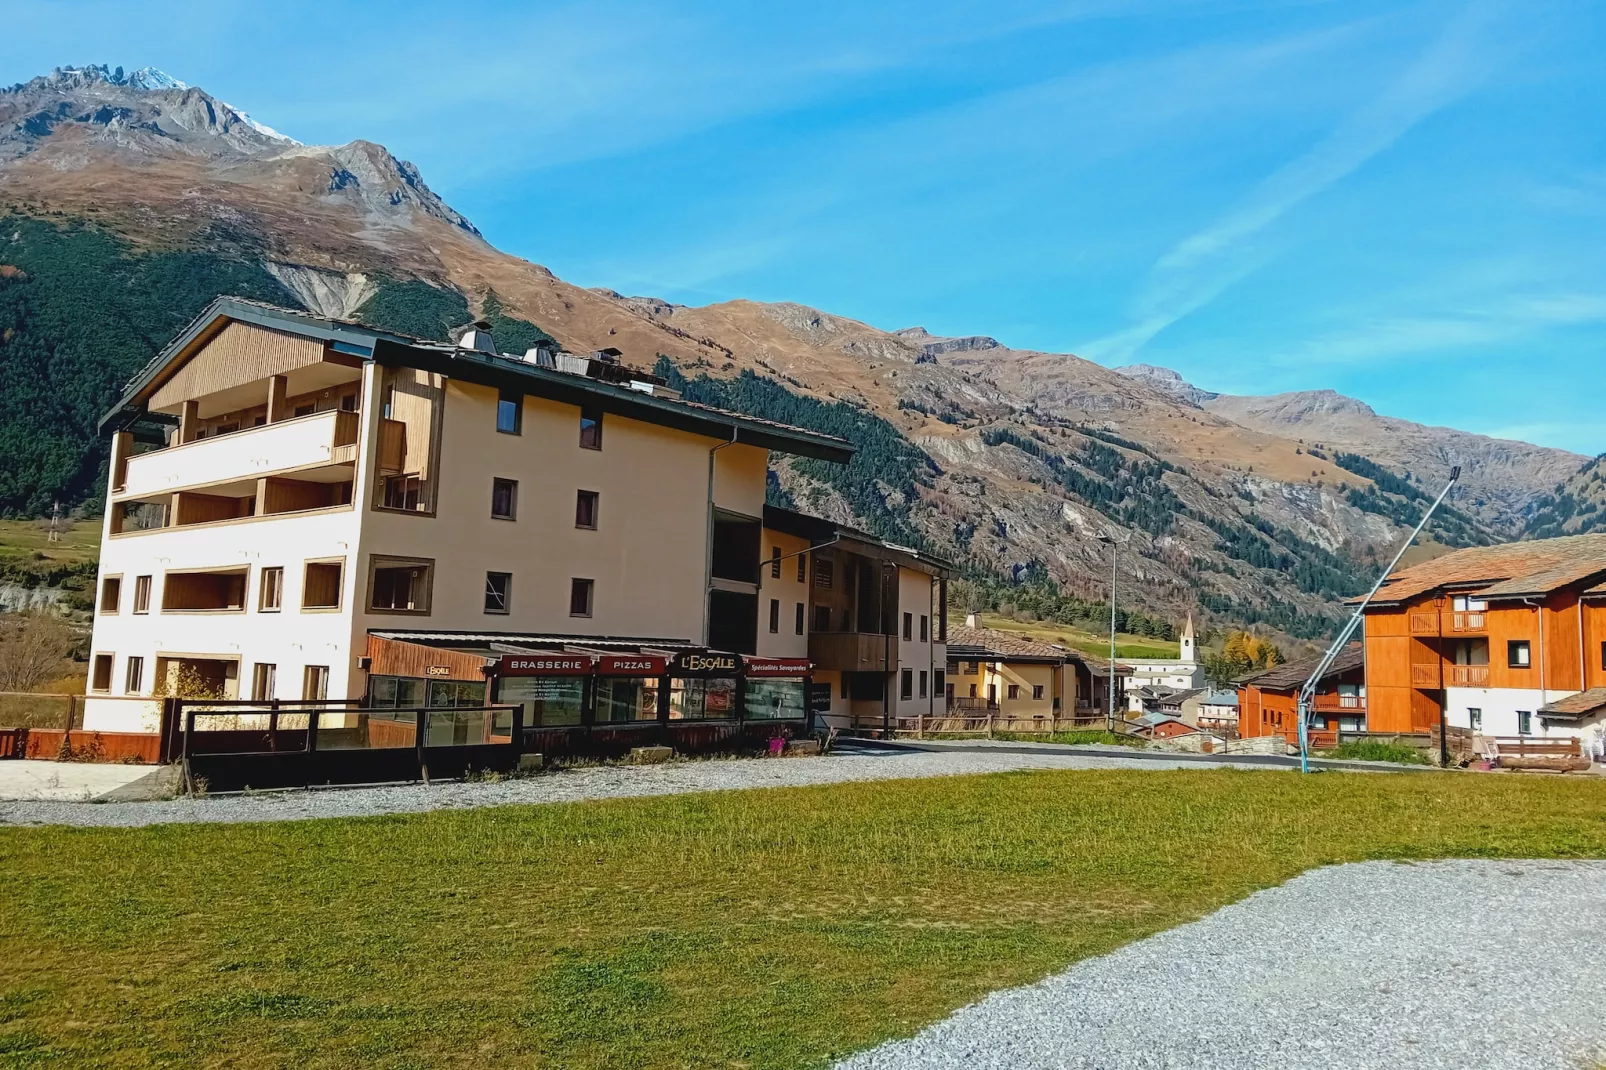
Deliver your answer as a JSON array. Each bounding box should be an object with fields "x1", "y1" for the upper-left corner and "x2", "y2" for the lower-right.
[{"x1": 363, "y1": 633, "x2": 813, "y2": 756}]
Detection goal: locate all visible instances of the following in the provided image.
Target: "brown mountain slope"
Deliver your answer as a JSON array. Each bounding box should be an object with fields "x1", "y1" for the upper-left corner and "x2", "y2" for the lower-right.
[{"x1": 0, "y1": 64, "x2": 1550, "y2": 635}]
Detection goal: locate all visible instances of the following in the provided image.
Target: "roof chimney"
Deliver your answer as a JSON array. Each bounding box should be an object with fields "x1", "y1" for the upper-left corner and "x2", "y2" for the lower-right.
[
  {"x1": 454, "y1": 319, "x2": 497, "y2": 355},
  {"x1": 523, "y1": 343, "x2": 556, "y2": 369},
  {"x1": 964, "y1": 613, "x2": 977, "y2": 629}
]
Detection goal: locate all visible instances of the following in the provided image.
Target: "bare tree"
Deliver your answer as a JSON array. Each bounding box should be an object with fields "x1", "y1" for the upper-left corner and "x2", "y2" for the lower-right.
[{"x1": 0, "y1": 611, "x2": 77, "y2": 692}]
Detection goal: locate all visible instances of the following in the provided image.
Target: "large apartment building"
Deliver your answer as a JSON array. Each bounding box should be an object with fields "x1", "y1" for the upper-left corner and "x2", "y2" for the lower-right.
[
  {"x1": 84, "y1": 297, "x2": 951, "y2": 746},
  {"x1": 1361, "y1": 534, "x2": 1606, "y2": 742}
]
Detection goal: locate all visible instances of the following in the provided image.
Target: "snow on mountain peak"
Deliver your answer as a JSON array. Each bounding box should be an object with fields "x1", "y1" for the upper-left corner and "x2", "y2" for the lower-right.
[{"x1": 125, "y1": 67, "x2": 187, "y2": 90}]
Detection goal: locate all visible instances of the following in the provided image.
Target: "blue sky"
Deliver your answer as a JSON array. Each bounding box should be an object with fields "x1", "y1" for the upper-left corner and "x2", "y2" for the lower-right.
[{"x1": 6, "y1": 0, "x2": 1604, "y2": 454}]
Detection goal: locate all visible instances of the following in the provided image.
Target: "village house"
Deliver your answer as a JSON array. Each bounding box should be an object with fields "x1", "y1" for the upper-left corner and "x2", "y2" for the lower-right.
[
  {"x1": 1236, "y1": 644, "x2": 1366, "y2": 746},
  {"x1": 943, "y1": 619, "x2": 1121, "y2": 724},
  {"x1": 82, "y1": 296, "x2": 923, "y2": 754},
  {"x1": 1360, "y1": 533, "x2": 1606, "y2": 747}
]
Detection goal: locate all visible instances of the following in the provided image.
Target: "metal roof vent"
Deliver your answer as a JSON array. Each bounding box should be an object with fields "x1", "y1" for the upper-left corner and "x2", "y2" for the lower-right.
[
  {"x1": 454, "y1": 319, "x2": 498, "y2": 354},
  {"x1": 523, "y1": 344, "x2": 556, "y2": 369}
]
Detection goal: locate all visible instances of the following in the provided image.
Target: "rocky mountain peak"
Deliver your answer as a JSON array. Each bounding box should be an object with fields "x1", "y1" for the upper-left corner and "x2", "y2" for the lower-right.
[
  {"x1": 1113, "y1": 363, "x2": 1219, "y2": 406},
  {"x1": 893, "y1": 326, "x2": 1003, "y2": 360}
]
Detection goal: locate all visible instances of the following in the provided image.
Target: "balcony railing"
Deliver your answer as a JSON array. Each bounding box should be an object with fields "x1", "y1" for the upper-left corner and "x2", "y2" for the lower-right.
[
  {"x1": 1444, "y1": 664, "x2": 1490, "y2": 687},
  {"x1": 1450, "y1": 612, "x2": 1485, "y2": 633},
  {"x1": 947, "y1": 697, "x2": 1000, "y2": 711},
  {"x1": 1410, "y1": 663, "x2": 1440, "y2": 687},
  {"x1": 1312, "y1": 693, "x2": 1364, "y2": 712},
  {"x1": 120, "y1": 409, "x2": 359, "y2": 499},
  {"x1": 808, "y1": 631, "x2": 898, "y2": 673},
  {"x1": 1409, "y1": 611, "x2": 1440, "y2": 635}
]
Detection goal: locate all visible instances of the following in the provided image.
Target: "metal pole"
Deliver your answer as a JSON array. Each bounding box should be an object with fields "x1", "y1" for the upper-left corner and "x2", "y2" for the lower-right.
[
  {"x1": 1107, "y1": 539, "x2": 1118, "y2": 731},
  {"x1": 1297, "y1": 465, "x2": 1461, "y2": 772}
]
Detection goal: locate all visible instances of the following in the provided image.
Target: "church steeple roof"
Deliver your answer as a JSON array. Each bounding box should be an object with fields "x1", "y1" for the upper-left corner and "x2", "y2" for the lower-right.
[{"x1": 1181, "y1": 613, "x2": 1195, "y2": 641}]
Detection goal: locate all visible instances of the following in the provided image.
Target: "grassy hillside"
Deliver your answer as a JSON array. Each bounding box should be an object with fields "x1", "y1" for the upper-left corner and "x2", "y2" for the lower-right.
[{"x1": 975, "y1": 613, "x2": 1181, "y2": 659}]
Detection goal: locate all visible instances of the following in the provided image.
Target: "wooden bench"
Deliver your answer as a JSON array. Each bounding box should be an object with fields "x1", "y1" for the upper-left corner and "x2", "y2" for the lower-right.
[{"x1": 1488, "y1": 736, "x2": 1591, "y2": 773}]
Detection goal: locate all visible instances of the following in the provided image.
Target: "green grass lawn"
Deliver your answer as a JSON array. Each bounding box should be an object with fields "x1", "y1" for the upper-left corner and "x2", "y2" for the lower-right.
[
  {"x1": 2, "y1": 768, "x2": 1605, "y2": 1068},
  {"x1": 975, "y1": 613, "x2": 1180, "y2": 659}
]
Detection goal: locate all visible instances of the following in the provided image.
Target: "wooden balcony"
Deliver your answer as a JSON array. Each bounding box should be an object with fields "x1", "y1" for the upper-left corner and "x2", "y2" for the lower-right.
[
  {"x1": 1409, "y1": 611, "x2": 1440, "y2": 635},
  {"x1": 1410, "y1": 663, "x2": 1440, "y2": 687},
  {"x1": 808, "y1": 631, "x2": 897, "y2": 673},
  {"x1": 1450, "y1": 612, "x2": 1485, "y2": 633},
  {"x1": 1444, "y1": 664, "x2": 1490, "y2": 687},
  {"x1": 1312, "y1": 693, "x2": 1364, "y2": 712},
  {"x1": 119, "y1": 409, "x2": 359, "y2": 498}
]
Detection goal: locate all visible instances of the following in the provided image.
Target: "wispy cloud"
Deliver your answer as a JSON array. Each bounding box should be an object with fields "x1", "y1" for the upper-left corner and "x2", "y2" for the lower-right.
[{"x1": 1081, "y1": 1, "x2": 1504, "y2": 365}]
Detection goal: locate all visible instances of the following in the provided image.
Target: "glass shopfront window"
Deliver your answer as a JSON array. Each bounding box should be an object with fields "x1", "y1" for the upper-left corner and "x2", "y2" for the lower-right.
[
  {"x1": 670, "y1": 678, "x2": 737, "y2": 721},
  {"x1": 498, "y1": 676, "x2": 585, "y2": 726},
  {"x1": 745, "y1": 678, "x2": 806, "y2": 720},
  {"x1": 427, "y1": 680, "x2": 486, "y2": 708},
  {"x1": 371, "y1": 675, "x2": 427, "y2": 708},
  {"x1": 596, "y1": 676, "x2": 659, "y2": 723}
]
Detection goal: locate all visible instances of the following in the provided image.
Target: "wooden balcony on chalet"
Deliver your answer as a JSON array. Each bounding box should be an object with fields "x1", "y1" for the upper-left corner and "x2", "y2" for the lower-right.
[
  {"x1": 1444, "y1": 664, "x2": 1490, "y2": 687},
  {"x1": 808, "y1": 631, "x2": 898, "y2": 673},
  {"x1": 1409, "y1": 611, "x2": 1440, "y2": 635},
  {"x1": 1450, "y1": 612, "x2": 1485, "y2": 633},
  {"x1": 1311, "y1": 693, "x2": 1365, "y2": 712},
  {"x1": 1410, "y1": 662, "x2": 1440, "y2": 687},
  {"x1": 116, "y1": 409, "x2": 360, "y2": 499}
]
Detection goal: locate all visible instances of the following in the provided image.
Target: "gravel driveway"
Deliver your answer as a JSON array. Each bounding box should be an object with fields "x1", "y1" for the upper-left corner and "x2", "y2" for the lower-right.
[
  {"x1": 837, "y1": 859, "x2": 1606, "y2": 1070},
  {"x1": 0, "y1": 746, "x2": 1286, "y2": 829}
]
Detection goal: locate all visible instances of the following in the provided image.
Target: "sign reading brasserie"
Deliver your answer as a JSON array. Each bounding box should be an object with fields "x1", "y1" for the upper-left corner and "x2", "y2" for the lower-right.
[{"x1": 498, "y1": 654, "x2": 591, "y2": 676}]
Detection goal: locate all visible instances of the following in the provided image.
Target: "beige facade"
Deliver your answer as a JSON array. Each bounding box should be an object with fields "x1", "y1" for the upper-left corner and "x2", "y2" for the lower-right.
[{"x1": 85, "y1": 300, "x2": 855, "y2": 732}]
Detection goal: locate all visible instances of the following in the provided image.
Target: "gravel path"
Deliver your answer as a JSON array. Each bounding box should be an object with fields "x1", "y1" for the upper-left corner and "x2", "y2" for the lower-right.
[
  {"x1": 837, "y1": 859, "x2": 1606, "y2": 1070},
  {"x1": 0, "y1": 747, "x2": 1284, "y2": 829}
]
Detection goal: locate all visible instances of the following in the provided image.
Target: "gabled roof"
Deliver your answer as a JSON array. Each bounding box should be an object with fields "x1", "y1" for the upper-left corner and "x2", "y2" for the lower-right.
[
  {"x1": 1362, "y1": 533, "x2": 1606, "y2": 606},
  {"x1": 1237, "y1": 644, "x2": 1363, "y2": 691},
  {"x1": 100, "y1": 297, "x2": 855, "y2": 463},
  {"x1": 1538, "y1": 688, "x2": 1606, "y2": 721},
  {"x1": 1195, "y1": 689, "x2": 1241, "y2": 706},
  {"x1": 944, "y1": 624, "x2": 1079, "y2": 663}
]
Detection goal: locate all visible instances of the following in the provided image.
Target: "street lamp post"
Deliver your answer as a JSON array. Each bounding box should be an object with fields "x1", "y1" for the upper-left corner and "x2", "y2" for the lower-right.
[{"x1": 1098, "y1": 533, "x2": 1118, "y2": 732}]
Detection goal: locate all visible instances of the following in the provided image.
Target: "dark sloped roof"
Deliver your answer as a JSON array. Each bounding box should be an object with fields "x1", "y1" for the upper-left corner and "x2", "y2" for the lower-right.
[
  {"x1": 1363, "y1": 533, "x2": 1606, "y2": 605},
  {"x1": 945, "y1": 625, "x2": 1080, "y2": 662},
  {"x1": 1538, "y1": 688, "x2": 1606, "y2": 720},
  {"x1": 101, "y1": 297, "x2": 855, "y2": 462},
  {"x1": 1238, "y1": 644, "x2": 1363, "y2": 691},
  {"x1": 762, "y1": 505, "x2": 956, "y2": 573}
]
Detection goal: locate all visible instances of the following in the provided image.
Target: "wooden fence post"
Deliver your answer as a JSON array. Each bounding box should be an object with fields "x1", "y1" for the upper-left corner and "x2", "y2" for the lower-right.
[
  {"x1": 916, "y1": 712, "x2": 924, "y2": 740},
  {"x1": 986, "y1": 709, "x2": 994, "y2": 739},
  {"x1": 62, "y1": 694, "x2": 77, "y2": 734}
]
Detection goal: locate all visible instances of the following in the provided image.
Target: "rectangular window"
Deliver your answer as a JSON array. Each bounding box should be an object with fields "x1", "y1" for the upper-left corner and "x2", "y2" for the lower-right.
[
  {"x1": 303, "y1": 665, "x2": 329, "y2": 701},
  {"x1": 259, "y1": 567, "x2": 283, "y2": 612},
  {"x1": 1468, "y1": 707, "x2": 1482, "y2": 731},
  {"x1": 813, "y1": 605, "x2": 831, "y2": 632},
  {"x1": 902, "y1": 612, "x2": 913, "y2": 641},
  {"x1": 491, "y1": 478, "x2": 518, "y2": 520},
  {"x1": 900, "y1": 668, "x2": 913, "y2": 701},
  {"x1": 497, "y1": 390, "x2": 522, "y2": 434},
  {"x1": 770, "y1": 547, "x2": 782, "y2": 579},
  {"x1": 340, "y1": 393, "x2": 357, "y2": 412},
  {"x1": 1507, "y1": 640, "x2": 1531, "y2": 668},
  {"x1": 301, "y1": 560, "x2": 344, "y2": 611},
  {"x1": 795, "y1": 602, "x2": 805, "y2": 635},
  {"x1": 99, "y1": 575, "x2": 121, "y2": 614},
  {"x1": 124, "y1": 656, "x2": 144, "y2": 694},
  {"x1": 380, "y1": 474, "x2": 422, "y2": 511},
  {"x1": 919, "y1": 615, "x2": 929, "y2": 642},
  {"x1": 485, "y1": 571, "x2": 511, "y2": 614},
  {"x1": 91, "y1": 654, "x2": 113, "y2": 693},
  {"x1": 813, "y1": 559, "x2": 834, "y2": 589},
  {"x1": 1600, "y1": 641, "x2": 1605, "y2": 672},
  {"x1": 1033, "y1": 685, "x2": 1045, "y2": 700},
  {"x1": 1008, "y1": 684, "x2": 1021, "y2": 700},
  {"x1": 968, "y1": 683, "x2": 977, "y2": 699},
  {"x1": 368, "y1": 557, "x2": 431, "y2": 614},
  {"x1": 768, "y1": 598, "x2": 780, "y2": 633},
  {"x1": 293, "y1": 403, "x2": 315, "y2": 418},
  {"x1": 251, "y1": 663, "x2": 277, "y2": 701},
  {"x1": 163, "y1": 569, "x2": 248, "y2": 612},
  {"x1": 575, "y1": 490, "x2": 599, "y2": 530},
  {"x1": 935, "y1": 670, "x2": 945, "y2": 700},
  {"x1": 1517, "y1": 710, "x2": 1532, "y2": 735},
  {"x1": 918, "y1": 670, "x2": 928, "y2": 699},
  {"x1": 579, "y1": 406, "x2": 603, "y2": 449},
  {"x1": 132, "y1": 575, "x2": 152, "y2": 614},
  {"x1": 797, "y1": 554, "x2": 807, "y2": 583},
  {"x1": 570, "y1": 578, "x2": 594, "y2": 617}
]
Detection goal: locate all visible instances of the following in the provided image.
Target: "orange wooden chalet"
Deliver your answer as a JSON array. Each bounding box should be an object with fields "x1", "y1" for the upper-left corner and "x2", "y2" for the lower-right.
[
  {"x1": 1236, "y1": 644, "x2": 1365, "y2": 746},
  {"x1": 1359, "y1": 532, "x2": 1606, "y2": 743}
]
